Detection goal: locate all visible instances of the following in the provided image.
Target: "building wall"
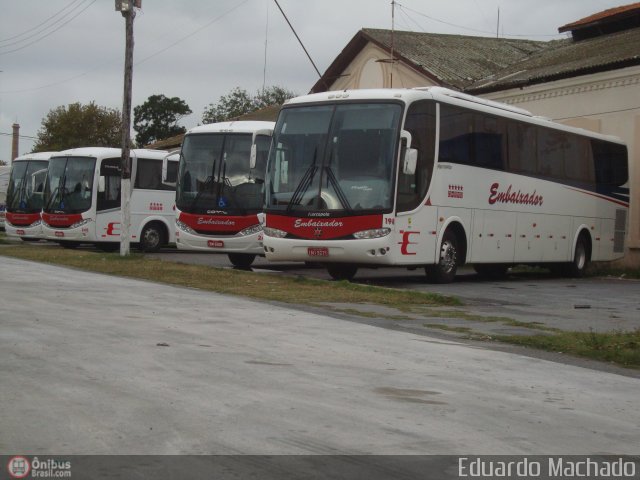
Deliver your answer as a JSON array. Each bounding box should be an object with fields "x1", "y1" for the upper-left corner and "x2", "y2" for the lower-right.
[
  {"x1": 483, "y1": 66, "x2": 640, "y2": 267},
  {"x1": 329, "y1": 43, "x2": 438, "y2": 91}
]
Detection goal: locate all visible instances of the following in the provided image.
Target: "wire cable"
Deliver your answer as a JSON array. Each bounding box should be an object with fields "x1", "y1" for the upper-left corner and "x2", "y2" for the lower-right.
[
  {"x1": 0, "y1": 0, "x2": 85, "y2": 44},
  {"x1": 396, "y1": 3, "x2": 563, "y2": 38},
  {"x1": 0, "y1": 0, "x2": 98, "y2": 56}
]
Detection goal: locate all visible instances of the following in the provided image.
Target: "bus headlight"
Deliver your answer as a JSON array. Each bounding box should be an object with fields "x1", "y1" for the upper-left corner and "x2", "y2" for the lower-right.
[
  {"x1": 70, "y1": 218, "x2": 92, "y2": 229},
  {"x1": 263, "y1": 227, "x2": 287, "y2": 238},
  {"x1": 176, "y1": 220, "x2": 196, "y2": 234},
  {"x1": 237, "y1": 224, "x2": 262, "y2": 237},
  {"x1": 353, "y1": 228, "x2": 391, "y2": 239}
]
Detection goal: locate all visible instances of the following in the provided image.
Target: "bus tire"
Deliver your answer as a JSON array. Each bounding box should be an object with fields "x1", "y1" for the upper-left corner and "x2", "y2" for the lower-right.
[
  {"x1": 139, "y1": 223, "x2": 166, "y2": 253},
  {"x1": 228, "y1": 253, "x2": 256, "y2": 269},
  {"x1": 327, "y1": 264, "x2": 358, "y2": 281},
  {"x1": 426, "y1": 230, "x2": 459, "y2": 284},
  {"x1": 565, "y1": 233, "x2": 591, "y2": 277},
  {"x1": 473, "y1": 264, "x2": 509, "y2": 280}
]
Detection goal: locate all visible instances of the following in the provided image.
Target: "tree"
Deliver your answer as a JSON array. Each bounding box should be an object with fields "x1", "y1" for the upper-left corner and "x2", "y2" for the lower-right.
[
  {"x1": 202, "y1": 85, "x2": 297, "y2": 124},
  {"x1": 133, "y1": 94, "x2": 192, "y2": 147},
  {"x1": 34, "y1": 102, "x2": 122, "y2": 152}
]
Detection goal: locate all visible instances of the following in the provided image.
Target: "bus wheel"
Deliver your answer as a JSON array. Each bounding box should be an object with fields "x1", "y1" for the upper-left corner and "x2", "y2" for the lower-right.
[
  {"x1": 426, "y1": 230, "x2": 459, "y2": 284},
  {"x1": 139, "y1": 223, "x2": 165, "y2": 253},
  {"x1": 228, "y1": 253, "x2": 256, "y2": 269},
  {"x1": 473, "y1": 264, "x2": 509, "y2": 280},
  {"x1": 565, "y1": 234, "x2": 590, "y2": 277},
  {"x1": 327, "y1": 264, "x2": 358, "y2": 281}
]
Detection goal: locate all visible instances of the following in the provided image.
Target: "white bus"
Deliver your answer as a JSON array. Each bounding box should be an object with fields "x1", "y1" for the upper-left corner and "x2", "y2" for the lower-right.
[
  {"x1": 0, "y1": 165, "x2": 10, "y2": 230},
  {"x1": 262, "y1": 87, "x2": 629, "y2": 282},
  {"x1": 4, "y1": 152, "x2": 55, "y2": 240},
  {"x1": 42, "y1": 147, "x2": 178, "y2": 251},
  {"x1": 171, "y1": 121, "x2": 274, "y2": 267}
]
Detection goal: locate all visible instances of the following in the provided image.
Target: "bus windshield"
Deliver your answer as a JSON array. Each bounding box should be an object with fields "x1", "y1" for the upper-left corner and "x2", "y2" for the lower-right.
[
  {"x1": 6, "y1": 160, "x2": 49, "y2": 213},
  {"x1": 265, "y1": 102, "x2": 402, "y2": 214},
  {"x1": 176, "y1": 133, "x2": 270, "y2": 215},
  {"x1": 44, "y1": 156, "x2": 96, "y2": 214}
]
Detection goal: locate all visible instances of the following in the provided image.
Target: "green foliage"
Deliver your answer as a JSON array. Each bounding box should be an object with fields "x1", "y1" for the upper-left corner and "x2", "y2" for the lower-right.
[
  {"x1": 133, "y1": 94, "x2": 192, "y2": 147},
  {"x1": 33, "y1": 102, "x2": 122, "y2": 152},
  {"x1": 202, "y1": 85, "x2": 297, "y2": 124},
  {"x1": 495, "y1": 329, "x2": 640, "y2": 368}
]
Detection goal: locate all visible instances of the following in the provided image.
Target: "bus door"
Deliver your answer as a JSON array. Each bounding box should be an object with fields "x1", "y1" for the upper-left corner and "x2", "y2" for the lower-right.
[{"x1": 95, "y1": 158, "x2": 123, "y2": 241}]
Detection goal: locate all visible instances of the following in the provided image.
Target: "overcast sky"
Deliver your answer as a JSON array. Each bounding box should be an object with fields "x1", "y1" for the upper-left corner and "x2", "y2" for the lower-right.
[{"x1": 0, "y1": 0, "x2": 628, "y2": 161}]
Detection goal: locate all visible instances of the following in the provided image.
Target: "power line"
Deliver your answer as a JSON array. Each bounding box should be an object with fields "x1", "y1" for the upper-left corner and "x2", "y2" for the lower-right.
[
  {"x1": 0, "y1": 0, "x2": 250, "y2": 94},
  {"x1": 0, "y1": 0, "x2": 98, "y2": 56},
  {"x1": 0, "y1": 131, "x2": 37, "y2": 140},
  {"x1": 134, "y1": 0, "x2": 251, "y2": 66},
  {"x1": 396, "y1": 3, "x2": 562, "y2": 38},
  {"x1": 272, "y1": 0, "x2": 323, "y2": 80},
  {"x1": 0, "y1": 0, "x2": 85, "y2": 44}
]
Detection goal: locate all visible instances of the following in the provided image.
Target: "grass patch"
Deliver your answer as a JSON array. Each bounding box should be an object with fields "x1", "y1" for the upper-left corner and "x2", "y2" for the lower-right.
[
  {"x1": 0, "y1": 244, "x2": 459, "y2": 308},
  {"x1": 494, "y1": 329, "x2": 640, "y2": 368}
]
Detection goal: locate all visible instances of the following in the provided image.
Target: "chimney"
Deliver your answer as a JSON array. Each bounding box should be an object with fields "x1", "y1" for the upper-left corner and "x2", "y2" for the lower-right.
[{"x1": 11, "y1": 123, "x2": 20, "y2": 161}]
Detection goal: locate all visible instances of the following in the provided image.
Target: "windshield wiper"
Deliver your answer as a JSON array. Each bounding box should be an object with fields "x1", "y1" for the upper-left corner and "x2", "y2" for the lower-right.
[
  {"x1": 45, "y1": 175, "x2": 67, "y2": 211},
  {"x1": 324, "y1": 166, "x2": 352, "y2": 212},
  {"x1": 189, "y1": 175, "x2": 214, "y2": 210},
  {"x1": 287, "y1": 148, "x2": 318, "y2": 212}
]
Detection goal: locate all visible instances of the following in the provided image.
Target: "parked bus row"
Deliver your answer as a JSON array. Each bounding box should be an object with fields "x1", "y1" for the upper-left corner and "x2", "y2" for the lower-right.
[
  {"x1": 3, "y1": 87, "x2": 630, "y2": 283},
  {"x1": 5, "y1": 148, "x2": 177, "y2": 252}
]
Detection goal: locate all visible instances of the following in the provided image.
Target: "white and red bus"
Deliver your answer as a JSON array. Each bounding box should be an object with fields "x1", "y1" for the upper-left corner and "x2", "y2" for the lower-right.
[
  {"x1": 171, "y1": 121, "x2": 274, "y2": 267},
  {"x1": 0, "y1": 165, "x2": 12, "y2": 230},
  {"x1": 262, "y1": 87, "x2": 629, "y2": 282},
  {"x1": 42, "y1": 147, "x2": 178, "y2": 251},
  {"x1": 4, "y1": 152, "x2": 55, "y2": 241}
]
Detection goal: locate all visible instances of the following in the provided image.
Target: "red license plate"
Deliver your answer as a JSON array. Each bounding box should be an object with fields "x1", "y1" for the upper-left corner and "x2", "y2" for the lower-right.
[
  {"x1": 307, "y1": 247, "x2": 329, "y2": 257},
  {"x1": 16, "y1": 229, "x2": 25, "y2": 235},
  {"x1": 55, "y1": 231, "x2": 65, "y2": 238},
  {"x1": 208, "y1": 240, "x2": 224, "y2": 248}
]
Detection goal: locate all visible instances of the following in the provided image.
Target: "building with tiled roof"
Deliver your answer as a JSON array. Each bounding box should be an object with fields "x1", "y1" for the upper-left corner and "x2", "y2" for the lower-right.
[{"x1": 312, "y1": 3, "x2": 640, "y2": 266}]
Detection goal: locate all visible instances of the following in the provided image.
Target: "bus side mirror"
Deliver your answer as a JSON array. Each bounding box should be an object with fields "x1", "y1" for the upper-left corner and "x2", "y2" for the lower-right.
[
  {"x1": 98, "y1": 176, "x2": 106, "y2": 193},
  {"x1": 400, "y1": 130, "x2": 417, "y2": 175},
  {"x1": 162, "y1": 151, "x2": 179, "y2": 187},
  {"x1": 403, "y1": 149, "x2": 418, "y2": 175},
  {"x1": 250, "y1": 129, "x2": 273, "y2": 169}
]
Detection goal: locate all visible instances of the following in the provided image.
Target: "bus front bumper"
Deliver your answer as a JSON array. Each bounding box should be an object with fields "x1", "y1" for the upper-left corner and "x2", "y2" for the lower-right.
[
  {"x1": 263, "y1": 236, "x2": 396, "y2": 265},
  {"x1": 176, "y1": 229, "x2": 263, "y2": 254}
]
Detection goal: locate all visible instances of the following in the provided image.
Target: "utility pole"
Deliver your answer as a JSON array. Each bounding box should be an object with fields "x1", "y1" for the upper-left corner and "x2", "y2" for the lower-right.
[{"x1": 115, "y1": 0, "x2": 139, "y2": 256}]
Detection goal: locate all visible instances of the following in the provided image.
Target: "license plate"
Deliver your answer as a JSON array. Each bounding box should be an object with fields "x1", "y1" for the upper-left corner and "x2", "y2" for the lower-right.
[
  {"x1": 55, "y1": 231, "x2": 64, "y2": 238},
  {"x1": 16, "y1": 229, "x2": 25, "y2": 235},
  {"x1": 208, "y1": 240, "x2": 224, "y2": 248},
  {"x1": 307, "y1": 247, "x2": 329, "y2": 257}
]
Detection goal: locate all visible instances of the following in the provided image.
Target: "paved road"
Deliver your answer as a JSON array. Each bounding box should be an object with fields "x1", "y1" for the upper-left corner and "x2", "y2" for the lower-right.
[
  {"x1": 149, "y1": 249, "x2": 640, "y2": 334},
  {"x1": 1, "y1": 256, "x2": 639, "y2": 455}
]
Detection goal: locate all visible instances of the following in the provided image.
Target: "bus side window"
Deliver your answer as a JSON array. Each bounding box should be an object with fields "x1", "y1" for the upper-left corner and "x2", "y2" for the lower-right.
[
  {"x1": 97, "y1": 158, "x2": 122, "y2": 211},
  {"x1": 507, "y1": 122, "x2": 537, "y2": 175},
  {"x1": 398, "y1": 100, "x2": 436, "y2": 212}
]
